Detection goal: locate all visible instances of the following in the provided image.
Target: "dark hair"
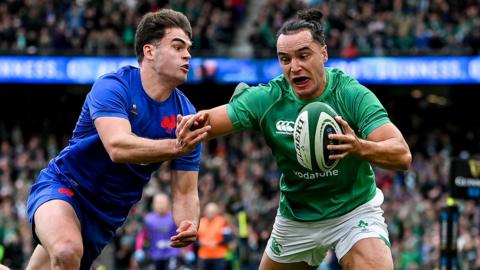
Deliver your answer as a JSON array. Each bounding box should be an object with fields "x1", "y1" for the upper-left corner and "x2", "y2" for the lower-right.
[
  {"x1": 135, "y1": 9, "x2": 192, "y2": 62},
  {"x1": 277, "y1": 8, "x2": 325, "y2": 45}
]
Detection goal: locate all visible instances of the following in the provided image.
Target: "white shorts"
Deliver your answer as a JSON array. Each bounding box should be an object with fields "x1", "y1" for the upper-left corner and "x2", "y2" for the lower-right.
[{"x1": 265, "y1": 188, "x2": 389, "y2": 266}]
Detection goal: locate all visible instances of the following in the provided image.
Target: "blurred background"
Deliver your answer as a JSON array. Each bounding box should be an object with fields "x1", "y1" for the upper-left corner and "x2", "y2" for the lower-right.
[{"x1": 0, "y1": 0, "x2": 479, "y2": 269}]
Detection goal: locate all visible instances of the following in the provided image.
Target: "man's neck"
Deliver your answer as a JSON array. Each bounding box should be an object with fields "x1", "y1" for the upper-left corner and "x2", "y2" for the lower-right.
[{"x1": 140, "y1": 66, "x2": 176, "y2": 102}]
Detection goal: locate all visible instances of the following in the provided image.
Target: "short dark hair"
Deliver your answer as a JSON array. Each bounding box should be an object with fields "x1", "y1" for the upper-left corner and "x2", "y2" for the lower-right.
[
  {"x1": 277, "y1": 8, "x2": 326, "y2": 45},
  {"x1": 135, "y1": 9, "x2": 192, "y2": 63}
]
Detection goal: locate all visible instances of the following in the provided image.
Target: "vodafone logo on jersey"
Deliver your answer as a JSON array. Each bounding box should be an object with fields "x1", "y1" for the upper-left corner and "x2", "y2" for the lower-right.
[
  {"x1": 293, "y1": 169, "x2": 340, "y2": 179},
  {"x1": 275, "y1": 120, "x2": 295, "y2": 135}
]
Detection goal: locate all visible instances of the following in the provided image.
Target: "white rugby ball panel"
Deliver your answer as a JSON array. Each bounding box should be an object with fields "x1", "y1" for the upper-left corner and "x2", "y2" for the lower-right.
[
  {"x1": 293, "y1": 102, "x2": 343, "y2": 172},
  {"x1": 293, "y1": 110, "x2": 312, "y2": 170}
]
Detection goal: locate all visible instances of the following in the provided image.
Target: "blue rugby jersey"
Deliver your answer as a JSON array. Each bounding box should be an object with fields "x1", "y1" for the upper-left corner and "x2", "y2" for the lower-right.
[{"x1": 49, "y1": 65, "x2": 201, "y2": 228}]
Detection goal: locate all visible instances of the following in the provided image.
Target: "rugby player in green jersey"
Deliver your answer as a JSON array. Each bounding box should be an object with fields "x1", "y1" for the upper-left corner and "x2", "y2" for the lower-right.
[{"x1": 194, "y1": 8, "x2": 411, "y2": 270}]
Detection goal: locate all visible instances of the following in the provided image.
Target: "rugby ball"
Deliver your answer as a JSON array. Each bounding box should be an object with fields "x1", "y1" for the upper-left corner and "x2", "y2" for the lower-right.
[{"x1": 293, "y1": 102, "x2": 343, "y2": 171}]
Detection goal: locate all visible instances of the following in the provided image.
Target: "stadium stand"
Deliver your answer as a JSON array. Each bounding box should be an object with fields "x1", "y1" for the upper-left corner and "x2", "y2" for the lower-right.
[
  {"x1": 0, "y1": 0, "x2": 244, "y2": 56},
  {"x1": 0, "y1": 0, "x2": 478, "y2": 57},
  {"x1": 249, "y1": 0, "x2": 480, "y2": 57}
]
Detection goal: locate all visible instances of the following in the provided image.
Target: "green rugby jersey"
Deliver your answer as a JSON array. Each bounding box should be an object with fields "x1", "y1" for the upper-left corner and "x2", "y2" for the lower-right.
[{"x1": 227, "y1": 68, "x2": 391, "y2": 221}]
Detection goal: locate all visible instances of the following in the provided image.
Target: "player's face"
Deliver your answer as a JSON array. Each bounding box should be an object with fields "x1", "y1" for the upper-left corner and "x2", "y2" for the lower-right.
[
  {"x1": 149, "y1": 27, "x2": 192, "y2": 84},
  {"x1": 277, "y1": 30, "x2": 328, "y2": 101}
]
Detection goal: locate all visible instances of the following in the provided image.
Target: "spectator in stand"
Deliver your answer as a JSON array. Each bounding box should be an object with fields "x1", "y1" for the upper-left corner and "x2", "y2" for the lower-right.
[
  {"x1": 197, "y1": 202, "x2": 233, "y2": 270},
  {"x1": 135, "y1": 193, "x2": 181, "y2": 270}
]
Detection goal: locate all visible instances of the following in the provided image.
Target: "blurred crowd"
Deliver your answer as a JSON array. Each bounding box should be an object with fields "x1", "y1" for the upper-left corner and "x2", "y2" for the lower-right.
[
  {"x1": 0, "y1": 114, "x2": 479, "y2": 269},
  {"x1": 0, "y1": 0, "x2": 479, "y2": 58},
  {"x1": 0, "y1": 0, "x2": 244, "y2": 56},
  {"x1": 250, "y1": 0, "x2": 480, "y2": 57}
]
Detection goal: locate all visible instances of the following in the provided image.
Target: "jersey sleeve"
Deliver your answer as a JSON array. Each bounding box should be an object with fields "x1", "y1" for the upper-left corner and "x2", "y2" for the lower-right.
[
  {"x1": 171, "y1": 143, "x2": 202, "y2": 171},
  {"x1": 344, "y1": 82, "x2": 390, "y2": 139},
  {"x1": 226, "y1": 83, "x2": 274, "y2": 131},
  {"x1": 87, "y1": 74, "x2": 130, "y2": 120}
]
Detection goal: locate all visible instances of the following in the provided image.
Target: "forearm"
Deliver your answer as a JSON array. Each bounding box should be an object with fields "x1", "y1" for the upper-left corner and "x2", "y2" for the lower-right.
[
  {"x1": 172, "y1": 189, "x2": 200, "y2": 229},
  {"x1": 106, "y1": 133, "x2": 181, "y2": 164},
  {"x1": 199, "y1": 105, "x2": 236, "y2": 141},
  {"x1": 358, "y1": 137, "x2": 411, "y2": 171},
  {"x1": 97, "y1": 115, "x2": 208, "y2": 164}
]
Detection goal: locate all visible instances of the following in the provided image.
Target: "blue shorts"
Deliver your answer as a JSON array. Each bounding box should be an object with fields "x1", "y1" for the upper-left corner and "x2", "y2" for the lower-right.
[{"x1": 27, "y1": 168, "x2": 116, "y2": 270}]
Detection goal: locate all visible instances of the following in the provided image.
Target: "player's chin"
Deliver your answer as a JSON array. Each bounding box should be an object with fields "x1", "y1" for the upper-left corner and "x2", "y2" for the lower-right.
[
  {"x1": 179, "y1": 70, "x2": 189, "y2": 79},
  {"x1": 177, "y1": 78, "x2": 187, "y2": 85},
  {"x1": 173, "y1": 74, "x2": 188, "y2": 85}
]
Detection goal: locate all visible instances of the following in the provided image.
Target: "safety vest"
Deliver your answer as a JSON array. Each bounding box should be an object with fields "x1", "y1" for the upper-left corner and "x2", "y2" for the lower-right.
[{"x1": 198, "y1": 216, "x2": 229, "y2": 259}]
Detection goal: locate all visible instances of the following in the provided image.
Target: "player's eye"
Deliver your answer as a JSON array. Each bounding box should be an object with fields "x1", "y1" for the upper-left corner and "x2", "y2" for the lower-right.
[
  {"x1": 300, "y1": 53, "x2": 310, "y2": 60},
  {"x1": 280, "y1": 57, "x2": 291, "y2": 65}
]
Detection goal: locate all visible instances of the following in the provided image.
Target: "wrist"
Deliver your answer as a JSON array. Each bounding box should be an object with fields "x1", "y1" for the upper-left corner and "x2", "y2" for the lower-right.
[
  {"x1": 357, "y1": 138, "x2": 369, "y2": 158},
  {"x1": 187, "y1": 220, "x2": 198, "y2": 230},
  {"x1": 171, "y1": 139, "x2": 182, "y2": 158}
]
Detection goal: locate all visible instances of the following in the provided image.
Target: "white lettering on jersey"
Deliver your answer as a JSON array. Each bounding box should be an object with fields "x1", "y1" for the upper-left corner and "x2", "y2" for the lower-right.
[
  {"x1": 293, "y1": 169, "x2": 339, "y2": 179},
  {"x1": 275, "y1": 120, "x2": 295, "y2": 135}
]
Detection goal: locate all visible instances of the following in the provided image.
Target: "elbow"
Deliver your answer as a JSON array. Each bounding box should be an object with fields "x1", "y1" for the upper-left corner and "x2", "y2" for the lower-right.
[
  {"x1": 108, "y1": 147, "x2": 126, "y2": 163},
  {"x1": 104, "y1": 139, "x2": 127, "y2": 163},
  {"x1": 398, "y1": 151, "x2": 412, "y2": 171}
]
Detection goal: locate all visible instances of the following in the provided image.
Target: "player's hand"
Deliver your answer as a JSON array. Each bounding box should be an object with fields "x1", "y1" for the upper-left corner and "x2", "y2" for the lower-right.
[
  {"x1": 327, "y1": 116, "x2": 363, "y2": 159},
  {"x1": 175, "y1": 114, "x2": 211, "y2": 154},
  {"x1": 170, "y1": 220, "x2": 198, "y2": 248},
  {"x1": 190, "y1": 111, "x2": 210, "y2": 131}
]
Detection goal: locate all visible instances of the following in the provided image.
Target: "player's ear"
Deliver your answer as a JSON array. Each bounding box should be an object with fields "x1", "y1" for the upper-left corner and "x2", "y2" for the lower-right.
[
  {"x1": 322, "y1": 45, "x2": 328, "y2": 63},
  {"x1": 143, "y1": 44, "x2": 155, "y2": 61}
]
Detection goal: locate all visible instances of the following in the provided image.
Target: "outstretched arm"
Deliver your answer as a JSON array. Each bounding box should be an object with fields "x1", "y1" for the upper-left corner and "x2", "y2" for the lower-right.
[
  {"x1": 328, "y1": 116, "x2": 412, "y2": 171},
  {"x1": 194, "y1": 105, "x2": 236, "y2": 140},
  {"x1": 170, "y1": 170, "x2": 200, "y2": 248},
  {"x1": 95, "y1": 114, "x2": 210, "y2": 164}
]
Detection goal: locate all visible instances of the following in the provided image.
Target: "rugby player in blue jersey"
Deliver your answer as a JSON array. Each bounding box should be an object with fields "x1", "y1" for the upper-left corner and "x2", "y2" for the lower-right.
[{"x1": 26, "y1": 9, "x2": 210, "y2": 270}]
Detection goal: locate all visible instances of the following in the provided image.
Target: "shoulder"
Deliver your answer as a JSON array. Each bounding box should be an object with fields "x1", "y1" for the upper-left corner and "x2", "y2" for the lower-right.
[
  {"x1": 232, "y1": 75, "x2": 289, "y2": 100},
  {"x1": 328, "y1": 68, "x2": 358, "y2": 89},
  {"x1": 255, "y1": 74, "x2": 289, "y2": 95},
  {"x1": 327, "y1": 67, "x2": 371, "y2": 96},
  {"x1": 99, "y1": 65, "x2": 137, "y2": 82},
  {"x1": 93, "y1": 66, "x2": 139, "y2": 91}
]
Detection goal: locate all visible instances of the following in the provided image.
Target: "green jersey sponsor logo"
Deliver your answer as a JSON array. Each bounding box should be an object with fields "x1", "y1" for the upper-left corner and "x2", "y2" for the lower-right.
[
  {"x1": 270, "y1": 237, "x2": 283, "y2": 256},
  {"x1": 293, "y1": 169, "x2": 339, "y2": 179}
]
